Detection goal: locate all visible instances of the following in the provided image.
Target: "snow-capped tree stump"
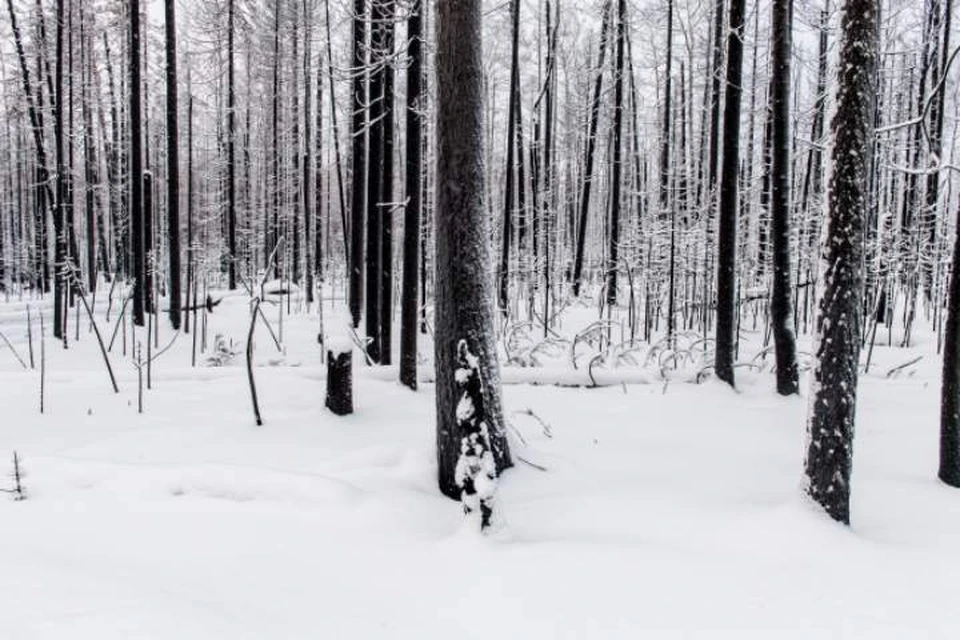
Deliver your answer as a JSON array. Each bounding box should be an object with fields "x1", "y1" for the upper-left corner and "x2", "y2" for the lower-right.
[
  {"x1": 325, "y1": 339, "x2": 353, "y2": 416},
  {"x1": 454, "y1": 340, "x2": 497, "y2": 529}
]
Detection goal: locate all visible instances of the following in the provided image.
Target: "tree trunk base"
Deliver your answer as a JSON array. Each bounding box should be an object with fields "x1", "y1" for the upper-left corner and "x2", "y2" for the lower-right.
[{"x1": 325, "y1": 350, "x2": 353, "y2": 416}]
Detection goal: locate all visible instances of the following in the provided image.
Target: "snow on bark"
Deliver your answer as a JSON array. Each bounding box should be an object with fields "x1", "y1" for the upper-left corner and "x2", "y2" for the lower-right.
[
  {"x1": 454, "y1": 340, "x2": 497, "y2": 530},
  {"x1": 435, "y1": 0, "x2": 512, "y2": 502},
  {"x1": 804, "y1": 0, "x2": 878, "y2": 525}
]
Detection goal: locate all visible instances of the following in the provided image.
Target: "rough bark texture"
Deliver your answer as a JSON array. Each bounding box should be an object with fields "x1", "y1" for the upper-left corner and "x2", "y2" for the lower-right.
[
  {"x1": 714, "y1": 0, "x2": 746, "y2": 387},
  {"x1": 770, "y1": 0, "x2": 799, "y2": 395},
  {"x1": 378, "y1": 0, "x2": 396, "y2": 365},
  {"x1": 606, "y1": 0, "x2": 625, "y2": 306},
  {"x1": 130, "y1": 0, "x2": 145, "y2": 327},
  {"x1": 325, "y1": 350, "x2": 354, "y2": 416},
  {"x1": 435, "y1": 0, "x2": 512, "y2": 500},
  {"x1": 348, "y1": 0, "x2": 366, "y2": 329},
  {"x1": 805, "y1": 0, "x2": 878, "y2": 525},
  {"x1": 400, "y1": 0, "x2": 423, "y2": 390},
  {"x1": 365, "y1": 0, "x2": 385, "y2": 363},
  {"x1": 941, "y1": 200, "x2": 960, "y2": 486},
  {"x1": 165, "y1": 0, "x2": 182, "y2": 329}
]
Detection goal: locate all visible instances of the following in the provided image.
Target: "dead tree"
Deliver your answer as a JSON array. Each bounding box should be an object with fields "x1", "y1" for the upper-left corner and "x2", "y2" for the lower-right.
[
  {"x1": 435, "y1": 0, "x2": 512, "y2": 500},
  {"x1": 769, "y1": 0, "x2": 799, "y2": 395},
  {"x1": 805, "y1": 0, "x2": 878, "y2": 525}
]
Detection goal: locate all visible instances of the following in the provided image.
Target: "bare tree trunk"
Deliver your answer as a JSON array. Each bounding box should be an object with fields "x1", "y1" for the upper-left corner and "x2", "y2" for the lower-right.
[
  {"x1": 400, "y1": 0, "x2": 423, "y2": 390},
  {"x1": 164, "y1": 0, "x2": 181, "y2": 329},
  {"x1": 606, "y1": 0, "x2": 626, "y2": 307},
  {"x1": 805, "y1": 0, "x2": 878, "y2": 525},
  {"x1": 571, "y1": 0, "x2": 612, "y2": 297},
  {"x1": 348, "y1": 0, "x2": 366, "y2": 329},
  {"x1": 497, "y1": 0, "x2": 521, "y2": 313},
  {"x1": 435, "y1": 0, "x2": 511, "y2": 500},
  {"x1": 714, "y1": 0, "x2": 746, "y2": 387},
  {"x1": 129, "y1": 0, "x2": 145, "y2": 327},
  {"x1": 769, "y1": 0, "x2": 799, "y2": 394},
  {"x1": 226, "y1": 0, "x2": 237, "y2": 290},
  {"x1": 378, "y1": 0, "x2": 396, "y2": 365}
]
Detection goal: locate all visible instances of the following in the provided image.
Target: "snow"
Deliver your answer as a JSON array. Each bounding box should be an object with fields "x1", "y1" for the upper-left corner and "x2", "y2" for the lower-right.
[{"x1": 0, "y1": 290, "x2": 958, "y2": 637}]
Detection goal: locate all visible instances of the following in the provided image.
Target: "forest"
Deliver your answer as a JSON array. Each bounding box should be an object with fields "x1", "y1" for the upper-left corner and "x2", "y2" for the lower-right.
[{"x1": 0, "y1": 0, "x2": 959, "y2": 635}]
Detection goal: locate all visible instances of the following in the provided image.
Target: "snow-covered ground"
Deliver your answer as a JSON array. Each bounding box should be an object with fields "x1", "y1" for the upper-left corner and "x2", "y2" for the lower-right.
[{"x1": 0, "y1": 287, "x2": 956, "y2": 638}]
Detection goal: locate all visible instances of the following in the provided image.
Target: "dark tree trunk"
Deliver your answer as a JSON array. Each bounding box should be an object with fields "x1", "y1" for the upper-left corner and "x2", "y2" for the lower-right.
[
  {"x1": 805, "y1": 0, "x2": 878, "y2": 525},
  {"x1": 606, "y1": 0, "x2": 625, "y2": 307},
  {"x1": 130, "y1": 0, "x2": 145, "y2": 327},
  {"x1": 325, "y1": 348, "x2": 354, "y2": 416},
  {"x1": 659, "y1": 0, "x2": 673, "y2": 216},
  {"x1": 365, "y1": 0, "x2": 385, "y2": 363},
  {"x1": 924, "y1": 0, "x2": 950, "y2": 299},
  {"x1": 940, "y1": 203, "x2": 960, "y2": 486},
  {"x1": 435, "y1": 0, "x2": 511, "y2": 500},
  {"x1": 378, "y1": 0, "x2": 396, "y2": 365},
  {"x1": 303, "y1": 0, "x2": 314, "y2": 305},
  {"x1": 80, "y1": 10, "x2": 97, "y2": 294},
  {"x1": 571, "y1": 0, "x2": 612, "y2": 297},
  {"x1": 165, "y1": 0, "x2": 181, "y2": 329},
  {"x1": 769, "y1": 0, "x2": 799, "y2": 395},
  {"x1": 269, "y1": 0, "x2": 281, "y2": 278},
  {"x1": 714, "y1": 0, "x2": 746, "y2": 387},
  {"x1": 226, "y1": 0, "x2": 237, "y2": 291},
  {"x1": 348, "y1": 0, "x2": 367, "y2": 329},
  {"x1": 54, "y1": 0, "x2": 68, "y2": 338},
  {"x1": 400, "y1": 0, "x2": 423, "y2": 390},
  {"x1": 497, "y1": 0, "x2": 521, "y2": 313}
]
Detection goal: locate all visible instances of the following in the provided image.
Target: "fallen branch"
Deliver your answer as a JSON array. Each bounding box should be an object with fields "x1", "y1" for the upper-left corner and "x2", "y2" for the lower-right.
[
  {"x1": 886, "y1": 356, "x2": 923, "y2": 379},
  {"x1": 0, "y1": 329, "x2": 27, "y2": 369}
]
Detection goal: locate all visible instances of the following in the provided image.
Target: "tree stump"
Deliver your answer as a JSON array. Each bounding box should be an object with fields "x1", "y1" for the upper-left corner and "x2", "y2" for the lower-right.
[{"x1": 325, "y1": 341, "x2": 353, "y2": 416}]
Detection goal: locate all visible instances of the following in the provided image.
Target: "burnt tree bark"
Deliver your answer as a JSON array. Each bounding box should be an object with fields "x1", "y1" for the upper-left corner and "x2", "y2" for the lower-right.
[
  {"x1": 435, "y1": 0, "x2": 512, "y2": 500},
  {"x1": 714, "y1": 0, "x2": 746, "y2": 387},
  {"x1": 348, "y1": 0, "x2": 366, "y2": 329},
  {"x1": 805, "y1": 0, "x2": 878, "y2": 525},
  {"x1": 165, "y1": 0, "x2": 181, "y2": 329},
  {"x1": 325, "y1": 348, "x2": 354, "y2": 416},
  {"x1": 129, "y1": 0, "x2": 145, "y2": 327},
  {"x1": 769, "y1": 0, "x2": 799, "y2": 395},
  {"x1": 400, "y1": 0, "x2": 423, "y2": 390}
]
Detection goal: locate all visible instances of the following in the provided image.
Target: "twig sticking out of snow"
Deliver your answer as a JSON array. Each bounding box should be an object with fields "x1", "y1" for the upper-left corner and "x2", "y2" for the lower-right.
[
  {"x1": 0, "y1": 452, "x2": 26, "y2": 501},
  {"x1": 453, "y1": 340, "x2": 497, "y2": 531}
]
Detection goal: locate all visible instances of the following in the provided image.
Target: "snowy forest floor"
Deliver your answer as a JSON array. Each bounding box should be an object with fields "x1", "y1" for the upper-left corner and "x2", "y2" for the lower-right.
[{"x1": 0, "y1": 286, "x2": 957, "y2": 638}]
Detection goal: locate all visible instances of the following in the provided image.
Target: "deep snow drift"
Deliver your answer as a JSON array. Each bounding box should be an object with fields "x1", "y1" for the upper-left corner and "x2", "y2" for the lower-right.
[{"x1": 0, "y1": 288, "x2": 956, "y2": 638}]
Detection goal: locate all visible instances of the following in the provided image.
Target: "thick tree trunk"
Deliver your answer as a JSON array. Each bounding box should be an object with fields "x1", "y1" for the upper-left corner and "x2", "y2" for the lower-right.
[
  {"x1": 325, "y1": 348, "x2": 354, "y2": 416},
  {"x1": 769, "y1": 0, "x2": 799, "y2": 395},
  {"x1": 435, "y1": 0, "x2": 511, "y2": 500},
  {"x1": 805, "y1": 0, "x2": 878, "y2": 525},
  {"x1": 714, "y1": 0, "x2": 746, "y2": 387}
]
